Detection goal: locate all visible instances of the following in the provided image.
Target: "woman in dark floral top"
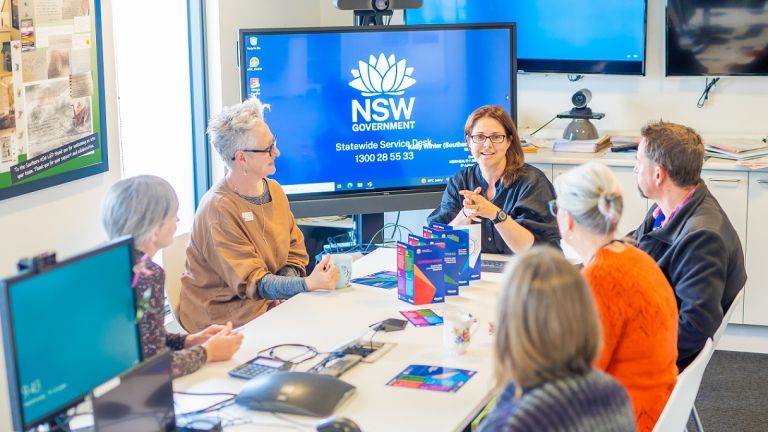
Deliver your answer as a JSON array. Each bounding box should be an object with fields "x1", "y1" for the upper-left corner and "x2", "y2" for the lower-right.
[{"x1": 102, "y1": 175, "x2": 244, "y2": 377}]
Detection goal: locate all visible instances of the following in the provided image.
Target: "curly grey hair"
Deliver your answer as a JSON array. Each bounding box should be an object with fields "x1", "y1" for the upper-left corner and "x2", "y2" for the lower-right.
[
  {"x1": 207, "y1": 97, "x2": 270, "y2": 168},
  {"x1": 102, "y1": 175, "x2": 178, "y2": 246}
]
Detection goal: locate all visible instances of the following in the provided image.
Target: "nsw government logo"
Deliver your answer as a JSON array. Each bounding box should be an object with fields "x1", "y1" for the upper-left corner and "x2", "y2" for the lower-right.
[{"x1": 348, "y1": 54, "x2": 416, "y2": 132}]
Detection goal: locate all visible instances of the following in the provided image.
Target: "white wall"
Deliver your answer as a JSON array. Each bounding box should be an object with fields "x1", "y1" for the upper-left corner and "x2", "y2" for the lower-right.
[{"x1": 0, "y1": 2, "x2": 121, "y2": 428}]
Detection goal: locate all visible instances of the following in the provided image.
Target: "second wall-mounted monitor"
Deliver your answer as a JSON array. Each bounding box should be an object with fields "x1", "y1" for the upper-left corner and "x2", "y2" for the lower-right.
[
  {"x1": 406, "y1": 0, "x2": 647, "y2": 75},
  {"x1": 239, "y1": 24, "x2": 515, "y2": 217},
  {"x1": 667, "y1": 0, "x2": 768, "y2": 76}
]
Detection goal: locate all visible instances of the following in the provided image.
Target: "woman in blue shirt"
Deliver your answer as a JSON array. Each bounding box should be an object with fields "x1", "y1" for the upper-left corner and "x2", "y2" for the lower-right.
[{"x1": 427, "y1": 105, "x2": 559, "y2": 254}]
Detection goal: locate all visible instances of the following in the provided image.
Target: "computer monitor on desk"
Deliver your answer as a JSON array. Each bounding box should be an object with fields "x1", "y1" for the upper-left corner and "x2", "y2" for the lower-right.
[
  {"x1": 93, "y1": 350, "x2": 175, "y2": 432},
  {"x1": 0, "y1": 237, "x2": 142, "y2": 431}
]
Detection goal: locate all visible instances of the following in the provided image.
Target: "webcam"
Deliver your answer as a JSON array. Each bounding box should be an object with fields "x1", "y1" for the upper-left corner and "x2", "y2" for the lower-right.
[{"x1": 571, "y1": 88, "x2": 592, "y2": 109}]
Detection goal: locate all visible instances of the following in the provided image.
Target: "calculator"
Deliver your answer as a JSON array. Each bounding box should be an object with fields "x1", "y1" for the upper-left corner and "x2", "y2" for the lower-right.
[{"x1": 228, "y1": 356, "x2": 293, "y2": 380}]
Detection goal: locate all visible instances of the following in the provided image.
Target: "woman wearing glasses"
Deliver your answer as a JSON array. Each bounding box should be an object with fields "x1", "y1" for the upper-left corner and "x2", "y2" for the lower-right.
[
  {"x1": 428, "y1": 105, "x2": 559, "y2": 254},
  {"x1": 179, "y1": 98, "x2": 339, "y2": 333}
]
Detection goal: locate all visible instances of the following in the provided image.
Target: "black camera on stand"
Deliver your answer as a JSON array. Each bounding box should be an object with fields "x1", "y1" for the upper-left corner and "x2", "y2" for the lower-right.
[{"x1": 557, "y1": 88, "x2": 605, "y2": 140}]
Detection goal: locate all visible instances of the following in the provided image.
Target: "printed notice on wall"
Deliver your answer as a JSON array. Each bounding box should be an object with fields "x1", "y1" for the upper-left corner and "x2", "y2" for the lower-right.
[{"x1": 0, "y1": 0, "x2": 106, "y2": 201}]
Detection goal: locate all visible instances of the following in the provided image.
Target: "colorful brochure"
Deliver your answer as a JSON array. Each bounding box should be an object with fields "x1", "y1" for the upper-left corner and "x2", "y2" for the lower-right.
[
  {"x1": 387, "y1": 364, "x2": 476, "y2": 393},
  {"x1": 399, "y1": 309, "x2": 443, "y2": 327},
  {"x1": 397, "y1": 242, "x2": 445, "y2": 305},
  {"x1": 351, "y1": 270, "x2": 398, "y2": 289}
]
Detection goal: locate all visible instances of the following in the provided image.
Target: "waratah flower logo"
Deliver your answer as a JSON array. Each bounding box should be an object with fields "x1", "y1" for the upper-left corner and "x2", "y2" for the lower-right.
[{"x1": 349, "y1": 53, "x2": 415, "y2": 96}]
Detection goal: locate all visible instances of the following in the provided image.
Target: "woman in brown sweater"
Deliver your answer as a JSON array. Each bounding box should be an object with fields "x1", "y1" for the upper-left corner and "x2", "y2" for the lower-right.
[{"x1": 180, "y1": 97, "x2": 339, "y2": 332}]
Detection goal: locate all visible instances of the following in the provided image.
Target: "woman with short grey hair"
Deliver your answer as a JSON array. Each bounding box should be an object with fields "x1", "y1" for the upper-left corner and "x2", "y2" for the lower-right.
[
  {"x1": 180, "y1": 97, "x2": 339, "y2": 333},
  {"x1": 102, "y1": 175, "x2": 244, "y2": 377},
  {"x1": 552, "y1": 162, "x2": 678, "y2": 431}
]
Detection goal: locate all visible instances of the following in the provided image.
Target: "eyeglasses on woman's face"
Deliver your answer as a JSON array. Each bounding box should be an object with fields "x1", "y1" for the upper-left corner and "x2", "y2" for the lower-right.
[
  {"x1": 548, "y1": 199, "x2": 559, "y2": 217},
  {"x1": 468, "y1": 134, "x2": 507, "y2": 144},
  {"x1": 231, "y1": 136, "x2": 278, "y2": 160}
]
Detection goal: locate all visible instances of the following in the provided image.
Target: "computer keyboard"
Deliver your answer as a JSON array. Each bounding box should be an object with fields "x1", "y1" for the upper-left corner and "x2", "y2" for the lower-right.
[
  {"x1": 481, "y1": 259, "x2": 508, "y2": 274},
  {"x1": 229, "y1": 356, "x2": 293, "y2": 380}
]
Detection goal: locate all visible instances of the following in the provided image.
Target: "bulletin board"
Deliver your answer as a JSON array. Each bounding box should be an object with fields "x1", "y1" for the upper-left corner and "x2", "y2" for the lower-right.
[{"x1": 0, "y1": 0, "x2": 106, "y2": 201}]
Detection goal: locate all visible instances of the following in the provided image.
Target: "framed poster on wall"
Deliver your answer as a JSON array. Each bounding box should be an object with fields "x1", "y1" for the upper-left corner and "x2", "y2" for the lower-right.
[{"x1": 0, "y1": 0, "x2": 107, "y2": 201}]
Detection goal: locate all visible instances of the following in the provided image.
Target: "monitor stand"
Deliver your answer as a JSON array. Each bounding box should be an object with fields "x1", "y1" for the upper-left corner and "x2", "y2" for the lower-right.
[{"x1": 355, "y1": 213, "x2": 384, "y2": 247}]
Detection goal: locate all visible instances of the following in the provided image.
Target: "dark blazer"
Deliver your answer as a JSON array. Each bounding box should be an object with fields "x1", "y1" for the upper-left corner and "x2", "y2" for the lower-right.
[
  {"x1": 634, "y1": 183, "x2": 746, "y2": 370},
  {"x1": 428, "y1": 163, "x2": 561, "y2": 254}
]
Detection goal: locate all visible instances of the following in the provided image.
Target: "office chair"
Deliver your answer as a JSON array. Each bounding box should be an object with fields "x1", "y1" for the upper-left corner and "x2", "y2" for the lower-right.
[
  {"x1": 682, "y1": 288, "x2": 746, "y2": 430},
  {"x1": 653, "y1": 338, "x2": 715, "y2": 432},
  {"x1": 160, "y1": 232, "x2": 190, "y2": 332}
]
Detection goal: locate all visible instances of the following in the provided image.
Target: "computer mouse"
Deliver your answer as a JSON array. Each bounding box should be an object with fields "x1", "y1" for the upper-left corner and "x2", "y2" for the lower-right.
[{"x1": 316, "y1": 416, "x2": 362, "y2": 432}]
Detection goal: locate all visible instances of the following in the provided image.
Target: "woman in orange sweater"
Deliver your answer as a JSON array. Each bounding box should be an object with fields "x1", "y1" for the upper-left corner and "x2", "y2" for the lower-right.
[{"x1": 552, "y1": 162, "x2": 678, "y2": 431}]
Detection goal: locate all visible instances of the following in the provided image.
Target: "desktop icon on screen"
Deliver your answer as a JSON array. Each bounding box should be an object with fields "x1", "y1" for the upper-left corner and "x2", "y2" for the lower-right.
[
  {"x1": 250, "y1": 57, "x2": 260, "y2": 68},
  {"x1": 249, "y1": 36, "x2": 258, "y2": 46}
]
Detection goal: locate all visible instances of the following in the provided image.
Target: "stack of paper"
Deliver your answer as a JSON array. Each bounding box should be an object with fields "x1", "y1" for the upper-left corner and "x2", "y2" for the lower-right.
[
  {"x1": 705, "y1": 139, "x2": 768, "y2": 160},
  {"x1": 553, "y1": 135, "x2": 611, "y2": 153}
]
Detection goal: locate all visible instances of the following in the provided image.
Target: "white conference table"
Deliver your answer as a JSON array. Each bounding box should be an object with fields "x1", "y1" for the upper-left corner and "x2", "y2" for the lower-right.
[{"x1": 173, "y1": 247, "x2": 510, "y2": 432}]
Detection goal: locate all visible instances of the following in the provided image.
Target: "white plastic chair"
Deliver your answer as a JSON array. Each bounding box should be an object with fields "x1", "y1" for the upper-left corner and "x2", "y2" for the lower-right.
[
  {"x1": 653, "y1": 338, "x2": 715, "y2": 432},
  {"x1": 683, "y1": 288, "x2": 745, "y2": 430},
  {"x1": 160, "y1": 232, "x2": 190, "y2": 331}
]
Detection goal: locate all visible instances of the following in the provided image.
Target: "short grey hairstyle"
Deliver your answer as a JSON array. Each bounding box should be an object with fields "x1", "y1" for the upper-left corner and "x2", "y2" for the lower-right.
[
  {"x1": 102, "y1": 175, "x2": 179, "y2": 246},
  {"x1": 554, "y1": 162, "x2": 623, "y2": 236},
  {"x1": 207, "y1": 97, "x2": 270, "y2": 168}
]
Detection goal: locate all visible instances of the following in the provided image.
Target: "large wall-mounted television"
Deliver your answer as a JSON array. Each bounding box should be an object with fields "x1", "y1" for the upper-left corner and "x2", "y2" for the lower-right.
[
  {"x1": 667, "y1": 0, "x2": 768, "y2": 76},
  {"x1": 405, "y1": 0, "x2": 647, "y2": 75},
  {"x1": 238, "y1": 24, "x2": 516, "y2": 217}
]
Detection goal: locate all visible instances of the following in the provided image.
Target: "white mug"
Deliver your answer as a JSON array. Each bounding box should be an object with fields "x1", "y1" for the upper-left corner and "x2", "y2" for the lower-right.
[
  {"x1": 442, "y1": 311, "x2": 479, "y2": 355},
  {"x1": 328, "y1": 253, "x2": 353, "y2": 289}
]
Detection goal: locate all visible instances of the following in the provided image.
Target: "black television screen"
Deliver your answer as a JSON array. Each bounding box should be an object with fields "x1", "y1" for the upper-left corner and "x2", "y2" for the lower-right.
[
  {"x1": 667, "y1": 0, "x2": 768, "y2": 76},
  {"x1": 239, "y1": 24, "x2": 516, "y2": 217},
  {"x1": 406, "y1": 0, "x2": 647, "y2": 75}
]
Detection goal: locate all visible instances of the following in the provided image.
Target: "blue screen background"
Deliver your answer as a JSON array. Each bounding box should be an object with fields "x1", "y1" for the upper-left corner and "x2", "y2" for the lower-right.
[
  {"x1": 8, "y1": 242, "x2": 140, "y2": 427},
  {"x1": 242, "y1": 27, "x2": 512, "y2": 194},
  {"x1": 406, "y1": 0, "x2": 645, "y2": 64}
]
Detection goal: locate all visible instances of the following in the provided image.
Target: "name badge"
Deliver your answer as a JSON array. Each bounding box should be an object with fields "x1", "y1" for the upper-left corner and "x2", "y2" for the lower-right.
[{"x1": 242, "y1": 211, "x2": 254, "y2": 221}]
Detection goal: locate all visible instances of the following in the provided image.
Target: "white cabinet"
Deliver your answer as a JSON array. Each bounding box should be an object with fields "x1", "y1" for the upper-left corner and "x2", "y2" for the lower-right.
[
  {"x1": 745, "y1": 172, "x2": 768, "y2": 325},
  {"x1": 702, "y1": 170, "x2": 749, "y2": 324},
  {"x1": 702, "y1": 171, "x2": 748, "y2": 250},
  {"x1": 553, "y1": 164, "x2": 648, "y2": 238}
]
